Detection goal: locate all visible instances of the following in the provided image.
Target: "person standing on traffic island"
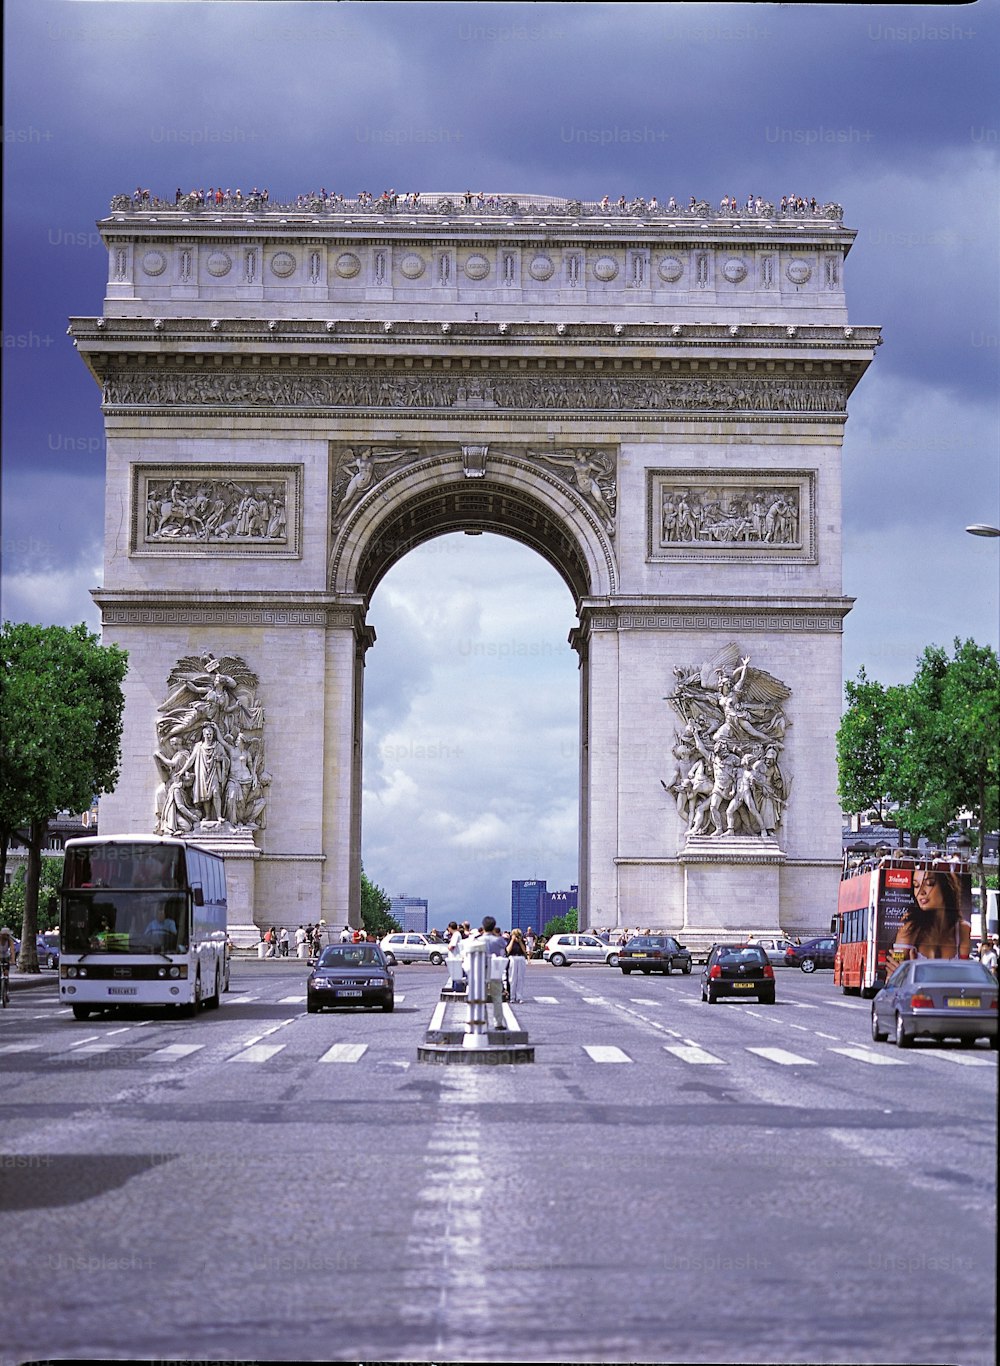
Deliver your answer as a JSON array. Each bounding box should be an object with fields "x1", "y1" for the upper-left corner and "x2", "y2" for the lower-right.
[
  {"x1": 479, "y1": 916, "x2": 509, "y2": 1029},
  {"x1": 506, "y1": 928, "x2": 529, "y2": 1004}
]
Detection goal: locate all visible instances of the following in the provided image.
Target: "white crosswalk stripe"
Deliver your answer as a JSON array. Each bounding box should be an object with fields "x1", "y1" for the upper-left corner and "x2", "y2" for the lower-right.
[
  {"x1": 228, "y1": 1043, "x2": 286, "y2": 1063},
  {"x1": 583, "y1": 1044, "x2": 631, "y2": 1063},
  {"x1": 319, "y1": 1043, "x2": 368, "y2": 1063},
  {"x1": 663, "y1": 1043, "x2": 726, "y2": 1065},
  {"x1": 150, "y1": 1043, "x2": 205, "y2": 1060},
  {"x1": 746, "y1": 1046, "x2": 816, "y2": 1066},
  {"x1": 532, "y1": 996, "x2": 559, "y2": 1003},
  {"x1": 913, "y1": 1049, "x2": 994, "y2": 1067},
  {"x1": 828, "y1": 1046, "x2": 907, "y2": 1066}
]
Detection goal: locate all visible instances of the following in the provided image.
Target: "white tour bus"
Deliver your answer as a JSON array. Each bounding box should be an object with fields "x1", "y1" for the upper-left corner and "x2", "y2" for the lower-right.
[{"x1": 60, "y1": 835, "x2": 228, "y2": 1020}]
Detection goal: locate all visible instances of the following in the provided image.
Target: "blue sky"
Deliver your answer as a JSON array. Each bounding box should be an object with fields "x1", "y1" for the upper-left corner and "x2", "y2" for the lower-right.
[{"x1": 3, "y1": 1, "x2": 998, "y2": 924}]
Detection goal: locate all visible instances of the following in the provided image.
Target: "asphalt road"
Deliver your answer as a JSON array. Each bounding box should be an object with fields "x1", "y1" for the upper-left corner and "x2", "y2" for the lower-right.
[{"x1": 1, "y1": 959, "x2": 996, "y2": 1365}]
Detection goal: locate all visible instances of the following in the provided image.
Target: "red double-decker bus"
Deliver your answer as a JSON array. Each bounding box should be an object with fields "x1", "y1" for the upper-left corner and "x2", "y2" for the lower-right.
[{"x1": 834, "y1": 851, "x2": 973, "y2": 997}]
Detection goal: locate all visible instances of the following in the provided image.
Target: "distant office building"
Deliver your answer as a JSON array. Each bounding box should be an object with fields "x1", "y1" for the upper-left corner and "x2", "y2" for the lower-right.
[
  {"x1": 543, "y1": 884, "x2": 579, "y2": 926},
  {"x1": 511, "y1": 879, "x2": 546, "y2": 933},
  {"x1": 511, "y1": 880, "x2": 580, "y2": 932},
  {"x1": 390, "y1": 895, "x2": 428, "y2": 933}
]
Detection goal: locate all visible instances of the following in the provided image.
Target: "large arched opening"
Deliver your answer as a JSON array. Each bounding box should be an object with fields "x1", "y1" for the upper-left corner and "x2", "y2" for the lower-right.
[{"x1": 328, "y1": 449, "x2": 616, "y2": 929}]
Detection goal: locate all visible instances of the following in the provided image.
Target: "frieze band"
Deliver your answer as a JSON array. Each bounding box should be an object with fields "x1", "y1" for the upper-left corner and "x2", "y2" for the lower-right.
[{"x1": 103, "y1": 370, "x2": 848, "y2": 415}]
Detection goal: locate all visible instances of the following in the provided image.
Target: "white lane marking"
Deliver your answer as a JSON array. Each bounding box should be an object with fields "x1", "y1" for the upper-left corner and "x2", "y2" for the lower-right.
[
  {"x1": 630, "y1": 998, "x2": 659, "y2": 1005},
  {"x1": 532, "y1": 996, "x2": 559, "y2": 1003},
  {"x1": 582, "y1": 997, "x2": 607, "y2": 1005},
  {"x1": 815, "y1": 1032, "x2": 840, "y2": 1040},
  {"x1": 279, "y1": 995, "x2": 306, "y2": 1004},
  {"x1": 241, "y1": 1018, "x2": 295, "y2": 1047},
  {"x1": 150, "y1": 1043, "x2": 205, "y2": 1060},
  {"x1": 786, "y1": 1001, "x2": 819, "y2": 1010},
  {"x1": 228, "y1": 1043, "x2": 286, "y2": 1063},
  {"x1": 68, "y1": 1035, "x2": 101, "y2": 1047},
  {"x1": 829, "y1": 1000, "x2": 867, "y2": 1010},
  {"x1": 746, "y1": 1046, "x2": 817, "y2": 1066},
  {"x1": 663, "y1": 1043, "x2": 726, "y2": 1065},
  {"x1": 829, "y1": 1046, "x2": 908, "y2": 1066},
  {"x1": 584, "y1": 1044, "x2": 632, "y2": 1063},
  {"x1": 319, "y1": 1042, "x2": 368, "y2": 1063},
  {"x1": 221, "y1": 994, "x2": 259, "y2": 1005},
  {"x1": 0, "y1": 1042, "x2": 43, "y2": 1053}
]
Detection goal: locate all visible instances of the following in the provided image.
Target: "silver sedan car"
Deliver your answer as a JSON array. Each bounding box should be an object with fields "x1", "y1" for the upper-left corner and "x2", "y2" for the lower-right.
[
  {"x1": 871, "y1": 959, "x2": 998, "y2": 1048},
  {"x1": 378, "y1": 932, "x2": 447, "y2": 966}
]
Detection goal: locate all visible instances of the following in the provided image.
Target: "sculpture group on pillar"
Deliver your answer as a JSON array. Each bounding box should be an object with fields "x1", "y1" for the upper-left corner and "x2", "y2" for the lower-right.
[
  {"x1": 153, "y1": 652, "x2": 269, "y2": 836},
  {"x1": 663, "y1": 644, "x2": 791, "y2": 841}
]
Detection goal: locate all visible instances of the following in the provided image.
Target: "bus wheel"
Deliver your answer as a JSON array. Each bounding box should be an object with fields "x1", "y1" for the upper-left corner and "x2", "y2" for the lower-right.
[{"x1": 72, "y1": 1005, "x2": 92, "y2": 1021}]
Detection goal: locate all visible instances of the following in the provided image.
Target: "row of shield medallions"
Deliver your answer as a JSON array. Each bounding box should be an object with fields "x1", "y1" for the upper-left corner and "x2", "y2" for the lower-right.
[{"x1": 135, "y1": 246, "x2": 824, "y2": 288}]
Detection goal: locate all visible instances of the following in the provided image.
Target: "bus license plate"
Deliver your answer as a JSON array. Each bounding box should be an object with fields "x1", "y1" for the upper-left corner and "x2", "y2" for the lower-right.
[
  {"x1": 338, "y1": 989, "x2": 362, "y2": 997},
  {"x1": 947, "y1": 998, "x2": 979, "y2": 1008},
  {"x1": 108, "y1": 987, "x2": 137, "y2": 995}
]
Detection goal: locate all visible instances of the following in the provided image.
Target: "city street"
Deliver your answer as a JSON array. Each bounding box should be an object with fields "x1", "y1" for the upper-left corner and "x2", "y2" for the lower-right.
[{"x1": 2, "y1": 958, "x2": 996, "y2": 1365}]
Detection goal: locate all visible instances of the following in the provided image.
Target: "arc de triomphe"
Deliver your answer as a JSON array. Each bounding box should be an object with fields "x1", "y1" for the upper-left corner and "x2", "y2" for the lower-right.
[{"x1": 71, "y1": 191, "x2": 879, "y2": 937}]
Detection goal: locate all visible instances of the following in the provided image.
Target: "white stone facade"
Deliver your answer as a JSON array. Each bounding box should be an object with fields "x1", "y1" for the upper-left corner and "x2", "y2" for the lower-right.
[{"x1": 72, "y1": 193, "x2": 879, "y2": 935}]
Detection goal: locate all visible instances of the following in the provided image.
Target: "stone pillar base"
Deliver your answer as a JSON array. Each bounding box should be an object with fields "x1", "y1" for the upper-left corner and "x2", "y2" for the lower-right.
[
  {"x1": 679, "y1": 834, "x2": 785, "y2": 937},
  {"x1": 182, "y1": 826, "x2": 261, "y2": 935}
]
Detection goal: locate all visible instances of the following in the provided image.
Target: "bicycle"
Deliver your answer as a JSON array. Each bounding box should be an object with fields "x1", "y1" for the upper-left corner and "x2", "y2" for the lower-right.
[{"x1": 0, "y1": 957, "x2": 11, "y2": 1008}]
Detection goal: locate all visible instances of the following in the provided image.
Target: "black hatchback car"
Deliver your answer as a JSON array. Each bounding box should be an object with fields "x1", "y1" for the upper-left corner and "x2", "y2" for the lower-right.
[
  {"x1": 306, "y1": 943, "x2": 394, "y2": 1013},
  {"x1": 701, "y1": 943, "x2": 776, "y2": 1004},
  {"x1": 619, "y1": 935, "x2": 693, "y2": 975},
  {"x1": 784, "y1": 936, "x2": 838, "y2": 973}
]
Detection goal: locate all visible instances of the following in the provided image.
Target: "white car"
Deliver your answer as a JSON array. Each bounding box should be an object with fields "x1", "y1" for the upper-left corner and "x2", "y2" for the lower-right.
[
  {"x1": 543, "y1": 933, "x2": 620, "y2": 967},
  {"x1": 748, "y1": 936, "x2": 797, "y2": 966},
  {"x1": 379, "y1": 932, "x2": 447, "y2": 965}
]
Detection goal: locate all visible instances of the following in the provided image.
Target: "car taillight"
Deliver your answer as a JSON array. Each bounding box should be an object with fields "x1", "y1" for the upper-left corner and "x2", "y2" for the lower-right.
[
  {"x1": 988, "y1": 996, "x2": 998, "y2": 1010},
  {"x1": 763, "y1": 963, "x2": 774, "y2": 979},
  {"x1": 709, "y1": 964, "x2": 721, "y2": 979},
  {"x1": 910, "y1": 994, "x2": 935, "y2": 1009}
]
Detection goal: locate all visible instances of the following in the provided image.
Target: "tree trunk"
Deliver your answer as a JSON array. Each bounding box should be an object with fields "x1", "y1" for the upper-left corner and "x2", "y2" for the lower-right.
[{"x1": 18, "y1": 817, "x2": 45, "y2": 973}]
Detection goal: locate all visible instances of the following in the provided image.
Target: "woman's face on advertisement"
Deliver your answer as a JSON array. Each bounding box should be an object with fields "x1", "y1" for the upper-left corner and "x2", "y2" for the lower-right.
[{"x1": 913, "y1": 870, "x2": 944, "y2": 911}]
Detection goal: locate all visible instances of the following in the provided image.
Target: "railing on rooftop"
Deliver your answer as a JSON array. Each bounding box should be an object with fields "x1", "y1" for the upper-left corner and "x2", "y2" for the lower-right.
[{"x1": 108, "y1": 192, "x2": 845, "y2": 224}]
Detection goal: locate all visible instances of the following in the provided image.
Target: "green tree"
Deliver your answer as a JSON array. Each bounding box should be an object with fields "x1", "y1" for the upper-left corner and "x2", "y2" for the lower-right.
[
  {"x1": 885, "y1": 639, "x2": 999, "y2": 905},
  {"x1": 839, "y1": 639, "x2": 1000, "y2": 907},
  {"x1": 543, "y1": 907, "x2": 578, "y2": 937},
  {"x1": 359, "y1": 866, "x2": 400, "y2": 938},
  {"x1": 836, "y1": 667, "x2": 901, "y2": 825},
  {"x1": 0, "y1": 622, "x2": 128, "y2": 971},
  {"x1": 1, "y1": 856, "x2": 64, "y2": 931}
]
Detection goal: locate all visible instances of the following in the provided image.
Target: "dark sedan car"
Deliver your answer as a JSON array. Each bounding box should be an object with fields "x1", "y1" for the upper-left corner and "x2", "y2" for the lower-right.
[
  {"x1": 784, "y1": 936, "x2": 838, "y2": 973},
  {"x1": 871, "y1": 959, "x2": 998, "y2": 1048},
  {"x1": 306, "y1": 943, "x2": 394, "y2": 1013},
  {"x1": 701, "y1": 944, "x2": 776, "y2": 1003},
  {"x1": 619, "y1": 935, "x2": 693, "y2": 975}
]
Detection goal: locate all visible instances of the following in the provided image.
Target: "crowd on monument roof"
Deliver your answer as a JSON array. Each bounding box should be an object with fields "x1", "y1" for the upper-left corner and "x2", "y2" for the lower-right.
[{"x1": 119, "y1": 185, "x2": 837, "y2": 219}]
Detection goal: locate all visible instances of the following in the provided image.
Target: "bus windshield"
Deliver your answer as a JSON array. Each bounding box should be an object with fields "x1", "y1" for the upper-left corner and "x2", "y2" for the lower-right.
[
  {"x1": 62, "y1": 892, "x2": 189, "y2": 954},
  {"x1": 63, "y1": 843, "x2": 186, "y2": 891}
]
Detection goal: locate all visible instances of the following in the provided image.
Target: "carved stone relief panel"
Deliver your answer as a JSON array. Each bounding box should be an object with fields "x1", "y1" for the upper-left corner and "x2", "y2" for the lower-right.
[
  {"x1": 662, "y1": 643, "x2": 792, "y2": 841},
  {"x1": 153, "y1": 651, "x2": 268, "y2": 837},
  {"x1": 647, "y1": 468, "x2": 816, "y2": 563},
  {"x1": 131, "y1": 464, "x2": 302, "y2": 556}
]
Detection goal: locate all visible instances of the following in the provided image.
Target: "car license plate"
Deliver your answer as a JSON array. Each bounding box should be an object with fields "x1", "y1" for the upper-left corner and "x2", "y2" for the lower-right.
[
  {"x1": 338, "y1": 989, "x2": 363, "y2": 997},
  {"x1": 947, "y1": 997, "x2": 980, "y2": 1008},
  {"x1": 732, "y1": 982, "x2": 754, "y2": 989},
  {"x1": 633, "y1": 952, "x2": 647, "y2": 958},
  {"x1": 108, "y1": 987, "x2": 137, "y2": 995}
]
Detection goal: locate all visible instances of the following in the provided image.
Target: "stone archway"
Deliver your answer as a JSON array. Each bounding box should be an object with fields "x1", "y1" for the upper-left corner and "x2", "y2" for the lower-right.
[{"x1": 76, "y1": 191, "x2": 879, "y2": 942}]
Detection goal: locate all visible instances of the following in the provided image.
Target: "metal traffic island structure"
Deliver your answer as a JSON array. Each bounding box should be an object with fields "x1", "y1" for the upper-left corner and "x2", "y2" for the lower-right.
[{"x1": 418, "y1": 937, "x2": 534, "y2": 1064}]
